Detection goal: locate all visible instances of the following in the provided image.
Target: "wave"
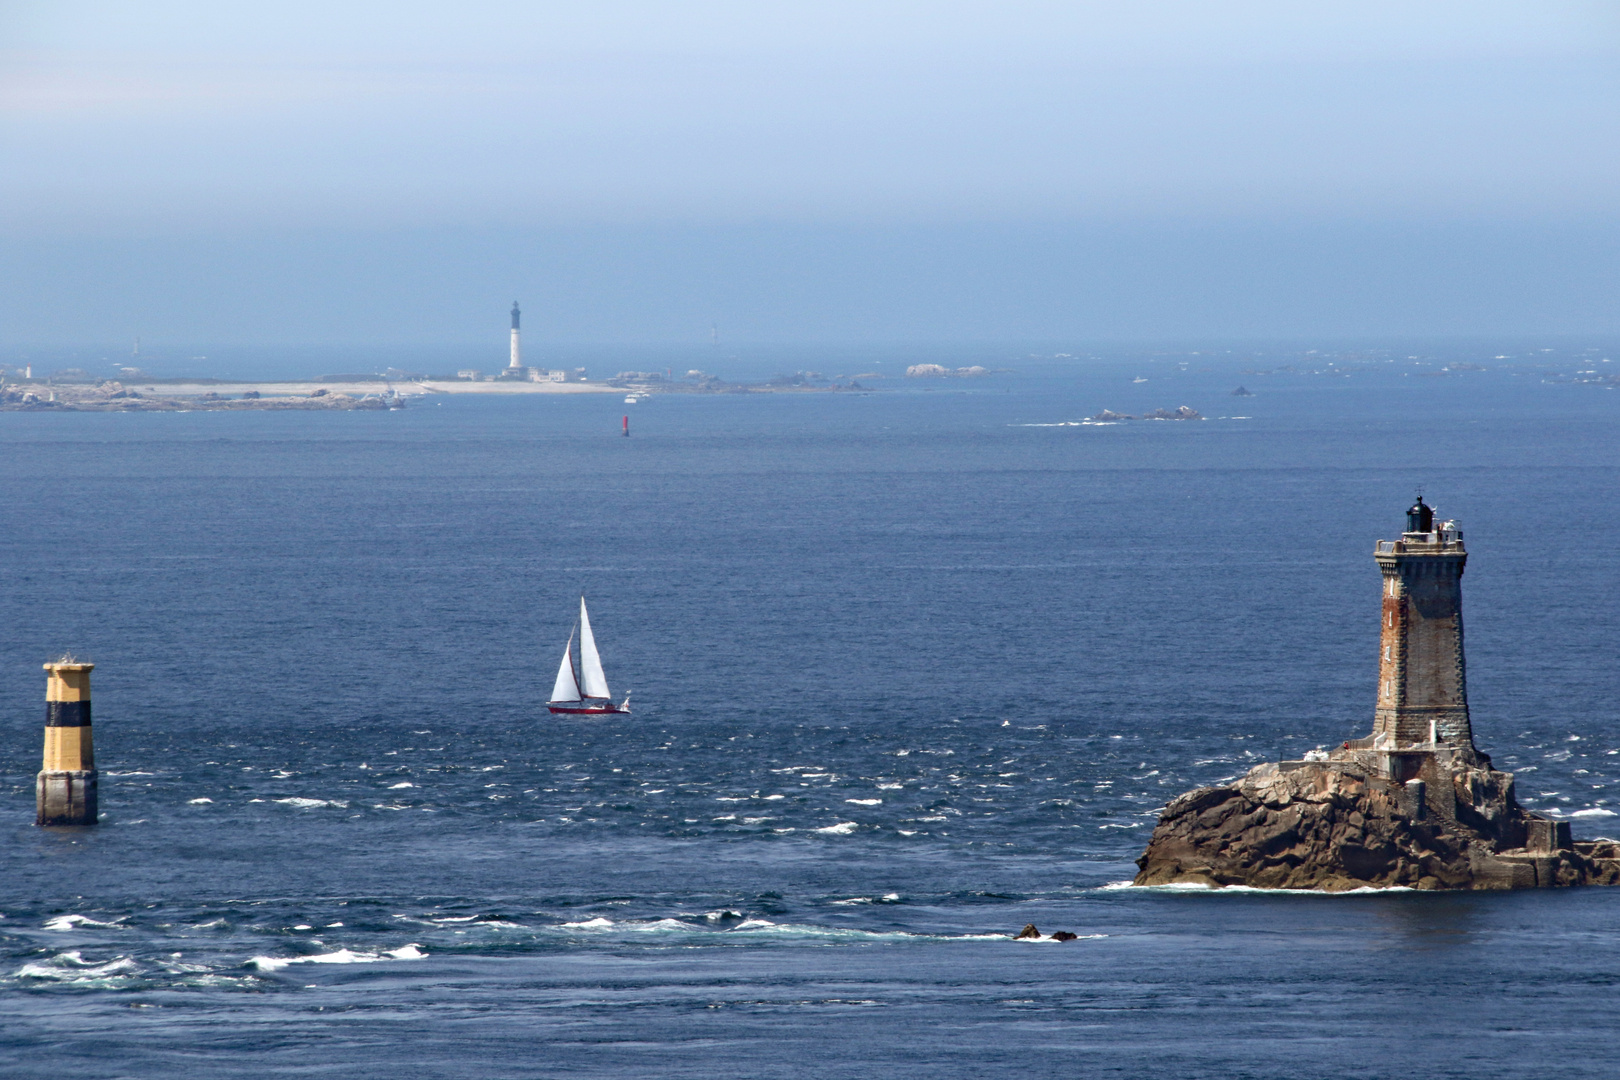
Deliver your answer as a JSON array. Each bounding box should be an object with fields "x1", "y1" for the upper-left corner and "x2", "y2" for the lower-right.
[
  {"x1": 830, "y1": 894, "x2": 901, "y2": 906},
  {"x1": 543, "y1": 915, "x2": 1064, "y2": 945},
  {"x1": 273, "y1": 797, "x2": 349, "y2": 809},
  {"x1": 249, "y1": 945, "x2": 426, "y2": 972},
  {"x1": 17, "y1": 951, "x2": 141, "y2": 982},
  {"x1": 813, "y1": 822, "x2": 858, "y2": 835},
  {"x1": 43, "y1": 914, "x2": 128, "y2": 931}
]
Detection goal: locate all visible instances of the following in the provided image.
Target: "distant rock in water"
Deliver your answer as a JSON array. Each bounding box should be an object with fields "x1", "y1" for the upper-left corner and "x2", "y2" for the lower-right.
[
  {"x1": 906, "y1": 364, "x2": 991, "y2": 378},
  {"x1": 1089, "y1": 406, "x2": 1201, "y2": 422},
  {"x1": 1231, "y1": 386, "x2": 1254, "y2": 397},
  {"x1": 1015, "y1": 924, "x2": 1041, "y2": 939}
]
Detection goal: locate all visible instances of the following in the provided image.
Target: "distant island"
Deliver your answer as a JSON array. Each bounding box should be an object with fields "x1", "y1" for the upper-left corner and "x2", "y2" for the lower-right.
[
  {"x1": 1090, "y1": 406, "x2": 1202, "y2": 421},
  {"x1": 0, "y1": 368, "x2": 878, "y2": 411}
]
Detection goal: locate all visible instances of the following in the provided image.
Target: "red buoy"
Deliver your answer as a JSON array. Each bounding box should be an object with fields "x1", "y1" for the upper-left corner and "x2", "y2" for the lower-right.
[{"x1": 623, "y1": 415, "x2": 629, "y2": 437}]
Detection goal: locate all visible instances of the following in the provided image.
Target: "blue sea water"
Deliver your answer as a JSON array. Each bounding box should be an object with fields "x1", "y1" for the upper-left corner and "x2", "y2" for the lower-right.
[{"x1": 3, "y1": 351, "x2": 1620, "y2": 1078}]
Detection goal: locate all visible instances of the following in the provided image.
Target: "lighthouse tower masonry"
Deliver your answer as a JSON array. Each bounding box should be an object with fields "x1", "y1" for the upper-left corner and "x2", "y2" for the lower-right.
[{"x1": 1371, "y1": 496, "x2": 1475, "y2": 755}]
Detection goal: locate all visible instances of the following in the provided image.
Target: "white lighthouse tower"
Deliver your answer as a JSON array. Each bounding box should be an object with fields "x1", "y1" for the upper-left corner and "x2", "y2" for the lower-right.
[{"x1": 508, "y1": 302, "x2": 522, "y2": 371}]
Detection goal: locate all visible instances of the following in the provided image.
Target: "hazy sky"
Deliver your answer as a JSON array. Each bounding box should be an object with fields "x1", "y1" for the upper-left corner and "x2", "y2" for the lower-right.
[{"x1": 3, "y1": 2, "x2": 1618, "y2": 346}]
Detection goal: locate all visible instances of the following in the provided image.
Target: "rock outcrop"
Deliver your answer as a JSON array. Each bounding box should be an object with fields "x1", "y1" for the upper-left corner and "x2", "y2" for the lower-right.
[
  {"x1": 1135, "y1": 753, "x2": 1620, "y2": 891},
  {"x1": 1090, "y1": 406, "x2": 1202, "y2": 422},
  {"x1": 1013, "y1": 924, "x2": 1080, "y2": 941}
]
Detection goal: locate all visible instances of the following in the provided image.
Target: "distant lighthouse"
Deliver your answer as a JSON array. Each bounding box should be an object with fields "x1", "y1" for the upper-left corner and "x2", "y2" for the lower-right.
[{"x1": 509, "y1": 302, "x2": 522, "y2": 370}]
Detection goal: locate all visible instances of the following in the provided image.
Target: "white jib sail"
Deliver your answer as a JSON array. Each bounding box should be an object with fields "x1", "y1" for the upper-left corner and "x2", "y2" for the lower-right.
[
  {"x1": 578, "y1": 597, "x2": 611, "y2": 699},
  {"x1": 550, "y1": 632, "x2": 581, "y2": 702}
]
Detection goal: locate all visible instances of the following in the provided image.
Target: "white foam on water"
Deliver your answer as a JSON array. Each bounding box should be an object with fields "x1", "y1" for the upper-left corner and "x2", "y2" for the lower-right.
[
  {"x1": 273, "y1": 798, "x2": 348, "y2": 809},
  {"x1": 249, "y1": 944, "x2": 426, "y2": 972},
  {"x1": 17, "y1": 951, "x2": 140, "y2": 981},
  {"x1": 845, "y1": 799, "x2": 882, "y2": 806},
  {"x1": 1572, "y1": 808, "x2": 1617, "y2": 818},
  {"x1": 1106, "y1": 880, "x2": 1417, "y2": 896},
  {"x1": 813, "y1": 821, "x2": 859, "y2": 835},
  {"x1": 187, "y1": 798, "x2": 213, "y2": 805},
  {"x1": 43, "y1": 914, "x2": 127, "y2": 931},
  {"x1": 523, "y1": 913, "x2": 1093, "y2": 947},
  {"x1": 389, "y1": 782, "x2": 414, "y2": 789},
  {"x1": 187, "y1": 919, "x2": 229, "y2": 930}
]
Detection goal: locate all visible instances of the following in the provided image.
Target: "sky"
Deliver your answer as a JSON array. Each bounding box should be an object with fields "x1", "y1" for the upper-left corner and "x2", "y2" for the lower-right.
[{"x1": 2, "y1": 1, "x2": 1618, "y2": 349}]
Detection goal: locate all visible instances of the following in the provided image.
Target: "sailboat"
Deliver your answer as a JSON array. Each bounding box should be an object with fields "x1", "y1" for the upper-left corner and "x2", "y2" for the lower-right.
[{"x1": 547, "y1": 596, "x2": 632, "y2": 715}]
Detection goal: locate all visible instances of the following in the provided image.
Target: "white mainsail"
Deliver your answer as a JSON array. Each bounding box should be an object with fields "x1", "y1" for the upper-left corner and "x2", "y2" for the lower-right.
[
  {"x1": 550, "y1": 632, "x2": 582, "y2": 703},
  {"x1": 578, "y1": 596, "x2": 611, "y2": 699}
]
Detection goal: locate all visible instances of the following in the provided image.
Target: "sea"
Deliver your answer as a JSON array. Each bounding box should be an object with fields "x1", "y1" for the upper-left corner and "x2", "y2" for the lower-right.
[{"x1": 3, "y1": 343, "x2": 1620, "y2": 1078}]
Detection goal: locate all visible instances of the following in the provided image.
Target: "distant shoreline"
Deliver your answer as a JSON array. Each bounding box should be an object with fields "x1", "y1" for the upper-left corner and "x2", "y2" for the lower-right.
[{"x1": 0, "y1": 376, "x2": 876, "y2": 411}]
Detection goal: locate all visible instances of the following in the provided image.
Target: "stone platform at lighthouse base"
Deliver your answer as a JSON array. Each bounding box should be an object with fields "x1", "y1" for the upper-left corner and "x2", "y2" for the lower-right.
[
  {"x1": 36, "y1": 770, "x2": 98, "y2": 826},
  {"x1": 1135, "y1": 749, "x2": 1620, "y2": 891}
]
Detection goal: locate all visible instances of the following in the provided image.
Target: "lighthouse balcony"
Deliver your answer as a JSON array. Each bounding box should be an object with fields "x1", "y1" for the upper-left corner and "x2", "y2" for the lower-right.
[{"x1": 1379, "y1": 524, "x2": 1464, "y2": 554}]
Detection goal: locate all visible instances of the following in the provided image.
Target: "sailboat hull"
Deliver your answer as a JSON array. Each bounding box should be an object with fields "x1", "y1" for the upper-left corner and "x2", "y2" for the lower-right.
[{"x1": 547, "y1": 703, "x2": 630, "y2": 715}]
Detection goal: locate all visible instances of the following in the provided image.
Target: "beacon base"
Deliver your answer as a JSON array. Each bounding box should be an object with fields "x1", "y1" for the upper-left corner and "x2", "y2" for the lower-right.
[{"x1": 37, "y1": 769, "x2": 98, "y2": 826}]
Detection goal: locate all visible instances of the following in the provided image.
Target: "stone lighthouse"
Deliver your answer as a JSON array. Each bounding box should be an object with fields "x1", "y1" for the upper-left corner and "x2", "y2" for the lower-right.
[
  {"x1": 1370, "y1": 496, "x2": 1475, "y2": 756},
  {"x1": 1130, "y1": 493, "x2": 1620, "y2": 890}
]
